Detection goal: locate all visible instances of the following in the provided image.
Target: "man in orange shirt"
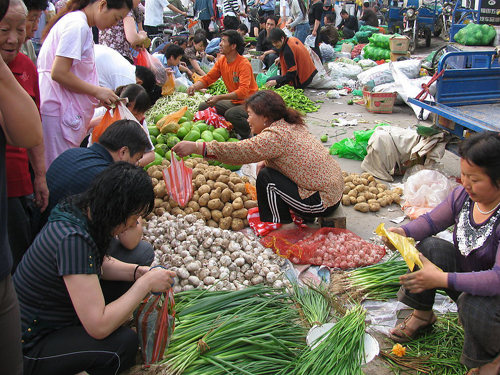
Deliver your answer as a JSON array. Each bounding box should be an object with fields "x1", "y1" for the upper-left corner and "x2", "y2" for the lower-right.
[{"x1": 187, "y1": 30, "x2": 258, "y2": 139}]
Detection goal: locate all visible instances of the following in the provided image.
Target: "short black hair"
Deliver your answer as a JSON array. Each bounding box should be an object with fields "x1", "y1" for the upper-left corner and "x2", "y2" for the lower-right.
[
  {"x1": 223, "y1": 15, "x2": 239, "y2": 30},
  {"x1": 459, "y1": 131, "x2": 500, "y2": 189},
  {"x1": 193, "y1": 34, "x2": 208, "y2": 46},
  {"x1": 265, "y1": 15, "x2": 278, "y2": 25},
  {"x1": 267, "y1": 27, "x2": 286, "y2": 43},
  {"x1": 363, "y1": 1, "x2": 370, "y2": 7},
  {"x1": 171, "y1": 35, "x2": 188, "y2": 46},
  {"x1": 221, "y1": 29, "x2": 245, "y2": 54},
  {"x1": 135, "y1": 65, "x2": 156, "y2": 93},
  {"x1": 116, "y1": 83, "x2": 151, "y2": 115},
  {"x1": 66, "y1": 162, "x2": 154, "y2": 256},
  {"x1": 99, "y1": 119, "x2": 151, "y2": 157},
  {"x1": 340, "y1": 9, "x2": 348, "y2": 15},
  {"x1": 165, "y1": 43, "x2": 184, "y2": 60},
  {"x1": 23, "y1": 0, "x2": 49, "y2": 11},
  {"x1": 194, "y1": 28, "x2": 208, "y2": 37},
  {"x1": 237, "y1": 23, "x2": 248, "y2": 33},
  {"x1": 324, "y1": 13, "x2": 335, "y2": 23}
]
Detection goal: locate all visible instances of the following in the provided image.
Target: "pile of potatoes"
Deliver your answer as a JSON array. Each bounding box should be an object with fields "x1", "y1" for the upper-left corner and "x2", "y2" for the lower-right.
[
  {"x1": 341, "y1": 171, "x2": 403, "y2": 213},
  {"x1": 147, "y1": 158, "x2": 258, "y2": 230}
]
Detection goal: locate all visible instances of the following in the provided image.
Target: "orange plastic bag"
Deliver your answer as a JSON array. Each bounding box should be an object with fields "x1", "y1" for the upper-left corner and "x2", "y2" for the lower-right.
[
  {"x1": 245, "y1": 182, "x2": 257, "y2": 200},
  {"x1": 92, "y1": 106, "x2": 122, "y2": 144},
  {"x1": 135, "y1": 288, "x2": 175, "y2": 366},
  {"x1": 156, "y1": 106, "x2": 188, "y2": 130},
  {"x1": 162, "y1": 152, "x2": 193, "y2": 207},
  {"x1": 192, "y1": 73, "x2": 203, "y2": 83},
  {"x1": 162, "y1": 71, "x2": 175, "y2": 96}
]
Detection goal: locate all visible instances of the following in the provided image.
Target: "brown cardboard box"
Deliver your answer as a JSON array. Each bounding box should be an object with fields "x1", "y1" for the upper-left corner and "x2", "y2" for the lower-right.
[
  {"x1": 390, "y1": 51, "x2": 411, "y2": 61},
  {"x1": 341, "y1": 43, "x2": 353, "y2": 53}
]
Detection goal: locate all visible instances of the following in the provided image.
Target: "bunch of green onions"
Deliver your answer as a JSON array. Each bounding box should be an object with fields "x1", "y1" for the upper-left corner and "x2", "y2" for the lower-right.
[
  {"x1": 282, "y1": 304, "x2": 367, "y2": 375},
  {"x1": 289, "y1": 281, "x2": 334, "y2": 327},
  {"x1": 161, "y1": 285, "x2": 308, "y2": 375}
]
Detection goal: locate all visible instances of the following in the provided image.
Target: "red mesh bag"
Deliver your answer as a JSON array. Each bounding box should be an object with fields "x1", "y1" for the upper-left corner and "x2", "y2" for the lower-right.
[
  {"x1": 163, "y1": 152, "x2": 193, "y2": 207},
  {"x1": 261, "y1": 227, "x2": 386, "y2": 268}
]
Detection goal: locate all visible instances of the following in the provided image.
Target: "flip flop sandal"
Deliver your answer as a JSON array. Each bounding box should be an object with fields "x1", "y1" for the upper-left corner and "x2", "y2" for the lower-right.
[
  {"x1": 389, "y1": 312, "x2": 437, "y2": 343},
  {"x1": 466, "y1": 369, "x2": 479, "y2": 375}
]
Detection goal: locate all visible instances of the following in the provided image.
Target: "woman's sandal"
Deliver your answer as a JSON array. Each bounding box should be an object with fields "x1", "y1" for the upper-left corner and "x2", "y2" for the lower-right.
[
  {"x1": 466, "y1": 369, "x2": 479, "y2": 375},
  {"x1": 389, "y1": 312, "x2": 438, "y2": 343}
]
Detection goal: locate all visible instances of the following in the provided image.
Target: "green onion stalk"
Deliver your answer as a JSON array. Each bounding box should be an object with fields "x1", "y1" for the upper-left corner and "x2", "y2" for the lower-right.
[
  {"x1": 145, "y1": 92, "x2": 208, "y2": 125},
  {"x1": 282, "y1": 303, "x2": 367, "y2": 375},
  {"x1": 289, "y1": 281, "x2": 334, "y2": 327},
  {"x1": 161, "y1": 285, "x2": 308, "y2": 375}
]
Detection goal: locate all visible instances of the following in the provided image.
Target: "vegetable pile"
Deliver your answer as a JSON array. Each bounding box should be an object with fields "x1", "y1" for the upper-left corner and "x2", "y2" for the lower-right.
[
  {"x1": 147, "y1": 158, "x2": 256, "y2": 228},
  {"x1": 341, "y1": 171, "x2": 403, "y2": 213},
  {"x1": 145, "y1": 92, "x2": 209, "y2": 126},
  {"x1": 145, "y1": 213, "x2": 287, "y2": 292},
  {"x1": 266, "y1": 85, "x2": 320, "y2": 114},
  {"x1": 206, "y1": 78, "x2": 228, "y2": 96}
]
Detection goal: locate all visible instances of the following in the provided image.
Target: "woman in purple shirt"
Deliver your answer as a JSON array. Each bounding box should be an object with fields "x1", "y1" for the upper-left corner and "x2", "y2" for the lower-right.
[{"x1": 388, "y1": 131, "x2": 500, "y2": 375}]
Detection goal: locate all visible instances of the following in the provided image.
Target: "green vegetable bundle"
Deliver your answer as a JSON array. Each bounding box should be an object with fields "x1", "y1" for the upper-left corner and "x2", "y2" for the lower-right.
[
  {"x1": 454, "y1": 23, "x2": 496, "y2": 46},
  {"x1": 161, "y1": 285, "x2": 308, "y2": 375},
  {"x1": 265, "y1": 85, "x2": 320, "y2": 114},
  {"x1": 363, "y1": 44, "x2": 390, "y2": 61},
  {"x1": 145, "y1": 92, "x2": 208, "y2": 126},
  {"x1": 290, "y1": 281, "x2": 333, "y2": 327},
  {"x1": 206, "y1": 78, "x2": 228, "y2": 96}
]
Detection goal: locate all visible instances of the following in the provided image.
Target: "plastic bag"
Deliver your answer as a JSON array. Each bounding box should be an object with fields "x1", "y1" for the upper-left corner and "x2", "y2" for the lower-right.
[
  {"x1": 454, "y1": 23, "x2": 496, "y2": 46},
  {"x1": 319, "y1": 43, "x2": 335, "y2": 62},
  {"x1": 91, "y1": 102, "x2": 138, "y2": 143},
  {"x1": 375, "y1": 223, "x2": 422, "y2": 271},
  {"x1": 304, "y1": 34, "x2": 316, "y2": 48},
  {"x1": 247, "y1": 207, "x2": 307, "y2": 237},
  {"x1": 357, "y1": 59, "x2": 422, "y2": 86},
  {"x1": 306, "y1": 45, "x2": 336, "y2": 89},
  {"x1": 162, "y1": 152, "x2": 193, "y2": 207},
  {"x1": 208, "y1": 20, "x2": 218, "y2": 33},
  {"x1": 329, "y1": 137, "x2": 368, "y2": 160},
  {"x1": 401, "y1": 169, "x2": 457, "y2": 219},
  {"x1": 256, "y1": 63, "x2": 279, "y2": 88},
  {"x1": 200, "y1": 54, "x2": 215, "y2": 74},
  {"x1": 162, "y1": 71, "x2": 175, "y2": 96},
  {"x1": 194, "y1": 106, "x2": 232, "y2": 129},
  {"x1": 136, "y1": 49, "x2": 167, "y2": 86},
  {"x1": 174, "y1": 75, "x2": 191, "y2": 93},
  {"x1": 327, "y1": 61, "x2": 362, "y2": 80},
  {"x1": 135, "y1": 289, "x2": 175, "y2": 366}
]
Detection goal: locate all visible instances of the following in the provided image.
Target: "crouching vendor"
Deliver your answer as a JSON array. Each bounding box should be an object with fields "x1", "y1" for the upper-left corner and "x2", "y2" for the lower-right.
[
  {"x1": 264, "y1": 28, "x2": 317, "y2": 90},
  {"x1": 173, "y1": 90, "x2": 344, "y2": 230}
]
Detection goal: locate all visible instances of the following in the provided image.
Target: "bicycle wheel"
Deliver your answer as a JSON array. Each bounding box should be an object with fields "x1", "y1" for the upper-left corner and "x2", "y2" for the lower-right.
[
  {"x1": 431, "y1": 44, "x2": 447, "y2": 72},
  {"x1": 150, "y1": 36, "x2": 164, "y2": 53}
]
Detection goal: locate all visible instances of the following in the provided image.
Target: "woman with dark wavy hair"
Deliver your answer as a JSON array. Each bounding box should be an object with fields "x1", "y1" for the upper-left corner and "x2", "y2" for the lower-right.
[
  {"x1": 173, "y1": 90, "x2": 344, "y2": 231},
  {"x1": 13, "y1": 162, "x2": 176, "y2": 375}
]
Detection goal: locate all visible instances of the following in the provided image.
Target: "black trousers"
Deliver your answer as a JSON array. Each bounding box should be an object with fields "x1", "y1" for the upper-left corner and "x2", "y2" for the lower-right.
[
  {"x1": 8, "y1": 195, "x2": 33, "y2": 274},
  {"x1": 199, "y1": 100, "x2": 251, "y2": 139},
  {"x1": 256, "y1": 167, "x2": 339, "y2": 223},
  {"x1": 23, "y1": 326, "x2": 138, "y2": 375},
  {"x1": 0, "y1": 275, "x2": 23, "y2": 375}
]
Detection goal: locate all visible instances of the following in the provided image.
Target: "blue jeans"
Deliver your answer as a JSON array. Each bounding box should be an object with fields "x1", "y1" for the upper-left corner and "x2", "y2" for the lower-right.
[{"x1": 294, "y1": 23, "x2": 309, "y2": 44}]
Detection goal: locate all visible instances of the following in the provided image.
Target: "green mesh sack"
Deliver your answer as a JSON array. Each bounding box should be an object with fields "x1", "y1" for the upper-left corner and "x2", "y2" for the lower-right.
[
  {"x1": 368, "y1": 33, "x2": 391, "y2": 49},
  {"x1": 455, "y1": 23, "x2": 496, "y2": 46}
]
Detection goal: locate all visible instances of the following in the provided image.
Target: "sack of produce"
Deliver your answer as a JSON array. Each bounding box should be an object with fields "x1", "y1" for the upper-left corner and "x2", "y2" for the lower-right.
[
  {"x1": 454, "y1": 23, "x2": 496, "y2": 46},
  {"x1": 262, "y1": 227, "x2": 385, "y2": 268},
  {"x1": 135, "y1": 288, "x2": 175, "y2": 366},
  {"x1": 362, "y1": 44, "x2": 390, "y2": 61},
  {"x1": 368, "y1": 33, "x2": 391, "y2": 49}
]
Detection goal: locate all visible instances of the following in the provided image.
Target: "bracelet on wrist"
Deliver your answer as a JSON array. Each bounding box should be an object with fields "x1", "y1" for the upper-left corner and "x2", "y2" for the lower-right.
[{"x1": 133, "y1": 265, "x2": 140, "y2": 281}]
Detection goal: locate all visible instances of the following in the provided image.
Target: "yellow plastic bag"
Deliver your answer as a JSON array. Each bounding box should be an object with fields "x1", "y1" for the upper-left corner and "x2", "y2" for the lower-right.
[
  {"x1": 375, "y1": 223, "x2": 423, "y2": 271},
  {"x1": 162, "y1": 71, "x2": 175, "y2": 96}
]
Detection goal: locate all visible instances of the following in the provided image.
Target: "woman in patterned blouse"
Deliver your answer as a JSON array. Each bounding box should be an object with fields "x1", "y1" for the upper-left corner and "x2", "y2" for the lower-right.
[
  {"x1": 386, "y1": 132, "x2": 500, "y2": 375},
  {"x1": 99, "y1": 0, "x2": 147, "y2": 62},
  {"x1": 173, "y1": 90, "x2": 344, "y2": 228}
]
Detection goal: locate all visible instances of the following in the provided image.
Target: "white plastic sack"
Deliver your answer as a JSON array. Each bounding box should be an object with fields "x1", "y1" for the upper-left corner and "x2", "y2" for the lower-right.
[
  {"x1": 373, "y1": 76, "x2": 437, "y2": 106},
  {"x1": 305, "y1": 45, "x2": 336, "y2": 89},
  {"x1": 357, "y1": 59, "x2": 378, "y2": 71},
  {"x1": 305, "y1": 34, "x2": 316, "y2": 48},
  {"x1": 327, "y1": 61, "x2": 362, "y2": 80},
  {"x1": 389, "y1": 62, "x2": 432, "y2": 120},
  {"x1": 357, "y1": 59, "x2": 422, "y2": 86},
  {"x1": 320, "y1": 43, "x2": 335, "y2": 62}
]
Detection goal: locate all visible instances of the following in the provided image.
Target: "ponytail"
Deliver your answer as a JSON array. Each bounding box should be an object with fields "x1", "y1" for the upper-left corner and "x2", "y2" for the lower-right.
[
  {"x1": 245, "y1": 90, "x2": 306, "y2": 127},
  {"x1": 283, "y1": 108, "x2": 305, "y2": 126}
]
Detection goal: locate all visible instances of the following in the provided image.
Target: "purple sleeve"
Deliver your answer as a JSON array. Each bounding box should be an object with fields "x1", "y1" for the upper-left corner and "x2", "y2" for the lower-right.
[
  {"x1": 448, "y1": 262, "x2": 500, "y2": 296},
  {"x1": 401, "y1": 186, "x2": 464, "y2": 240}
]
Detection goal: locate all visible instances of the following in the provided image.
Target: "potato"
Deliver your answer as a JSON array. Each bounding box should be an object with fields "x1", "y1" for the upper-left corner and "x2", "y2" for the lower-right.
[
  {"x1": 367, "y1": 199, "x2": 377, "y2": 204},
  {"x1": 232, "y1": 208, "x2": 248, "y2": 219},
  {"x1": 199, "y1": 193, "x2": 210, "y2": 207},
  {"x1": 188, "y1": 201, "x2": 200, "y2": 212},
  {"x1": 171, "y1": 207, "x2": 185, "y2": 216},
  {"x1": 214, "y1": 182, "x2": 229, "y2": 191},
  {"x1": 151, "y1": 170, "x2": 163, "y2": 180},
  {"x1": 347, "y1": 190, "x2": 358, "y2": 198},
  {"x1": 210, "y1": 187, "x2": 222, "y2": 200},
  {"x1": 216, "y1": 174, "x2": 229, "y2": 183},
  {"x1": 207, "y1": 219, "x2": 218, "y2": 228},
  {"x1": 192, "y1": 169, "x2": 203, "y2": 179},
  {"x1": 354, "y1": 203, "x2": 369, "y2": 213},
  {"x1": 197, "y1": 185, "x2": 211, "y2": 195},
  {"x1": 154, "y1": 198, "x2": 163, "y2": 208},
  {"x1": 367, "y1": 176, "x2": 375, "y2": 182},
  {"x1": 360, "y1": 172, "x2": 371, "y2": 179},
  {"x1": 377, "y1": 183, "x2": 388, "y2": 190},
  {"x1": 377, "y1": 197, "x2": 388, "y2": 207},
  {"x1": 222, "y1": 203, "x2": 233, "y2": 217},
  {"x1": 393, "y1": 187, "x2": 403, "y2": 196},
  {"x1": 154, "y1": 207, "x2": 165, "y2": 216},
  {"x1": 356, "y1": 195, "x2": 366, "y2": 203},
  {"x1": 207, "y1": 180, "x2": 215, "y2": 189},
  {"x1": 160, "y1": 202, "x2": 171, "y2": 211},
  {"x1": 199, "y1": 207, "x2": 211, "y2": 220},
  {"x1": 341, "y1": 195, "x2": 351, "y2": 206},
  {"x1": 342, "y1": 170, "x2": 349, "y2": 177},
  {"x1": 193, "y1": 212, "x2": 205, "y2": 221},
  {"x1": 231, "y1": 192, "x2": 243, "y2": 201},
  {"x1": 219, "y1": 217, "x2": 232, "y2": 230},
  {"x1": 343, "y1": 186, "x2": 350, "y2": 195},
  {"x1": 153, "y1": 182, "x2": 167, "y2": 199},
  {"x1": 184, "y1": 161, "x2": 194, "y2": 169},
  {"x1": 231, "y1": 218, "x2": 245, "y2": 231},
  {"x1": 233, "y1": 183, "x2": 247, "y2": 193},
  {"x1": 368, "y1": 187, "x2": 379, "y2": 194},
  {"x1": 221, "y1": 188, "x2": 232, "y2": 203},
  {"x1": 244, "y1": 200, "x2": 258, "y2": 209},
  {"x1": 208, "y1": 171, "x2": 220, "y2": 181},
  {"x1": 232, "y1": 197, "x2": 244, "y2": 210},
  {"x1": 184, "y1": 207, "x2": 194, "y2": 214},
  {"x1": 228, "y1": 181, "x2": 235, "y2": 190},
  {"x1": 242, "y1": 176, "x2": 249, "y2": 183},
  {"x1": 355, "y1": 185, "x2": 367, "y2": 193},
  {"x1": 208, "y1": 198, "x2": 224, "y2": 210},
  {"x1": 344, "y1": 175, "x2": 354, "y2": 183},
  {"x1": 360, "y1": 178, "x2": 369, "y2": 186},
  {"x1": 229, "y1": 176, "x2": 243, "y2": 184},
  {"x1": 347, "y1": 182, "x2": 356, "y2": 190},
  {"x1": 191, "y1": 193, "x2": 200, "y2": 202},
  {"x1": 364, "y1": 192, "x2": 376, "y2": 200},
  {"x1": 151, "y1": 177, "x2": 159, "y2": 186},
  {"x1": 353, "y1": 177, "x2": 363, "y2": 186},
  {"x1": 147, "y1": 165, "x2": 158, "y2": 175},
  {"x1": 368, "y1": 181, "x2": 377, "y2": 188},
  {"x1": 211, "y1": 210, "x2": 223, "y2": 223},
  {"x1": 392, "y1": 194, "x2": 401, "y2": 204},
  {"x1": 349, "y1": 196, "x2": 357, "y2": 205},
  {"x1": 168, "y1": 197, "x2": 178, "y2": 208},
  {"x1": 369, "y1": 203, "x2": 381, "y2": 212}
]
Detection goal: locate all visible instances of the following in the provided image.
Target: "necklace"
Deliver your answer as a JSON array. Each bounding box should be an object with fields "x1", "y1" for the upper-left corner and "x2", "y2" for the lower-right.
[{"x1": 475, "y1": 200, "x2": 500, "y2": 215}]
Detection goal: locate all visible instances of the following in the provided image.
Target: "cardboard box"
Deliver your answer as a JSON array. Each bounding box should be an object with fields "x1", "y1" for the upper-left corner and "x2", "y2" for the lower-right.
[
  {"x1": 390, "y1": 51, "x2": 411, "y2": 61},
  {"x1": 362, "y1": 87, "x2": 397, "y2": 114},
  {"x1": 389, "y1": 35, "x2": 410, "y2": 53},
  {"x1": 341, "y1": 43, "x2": 353, "y2": 53}
]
